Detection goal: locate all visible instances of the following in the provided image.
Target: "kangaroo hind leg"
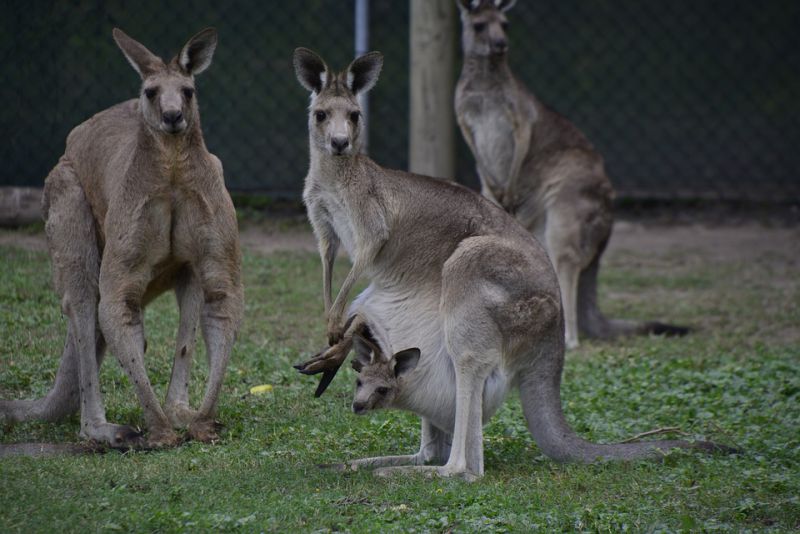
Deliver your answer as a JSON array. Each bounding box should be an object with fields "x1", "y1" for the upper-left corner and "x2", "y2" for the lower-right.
[
  {"x1": 164, "y1": 267, "x2": 202, "y2": 428},
  {"x1": 43, "y1": 161, "x2": 142, "y2": 446}
]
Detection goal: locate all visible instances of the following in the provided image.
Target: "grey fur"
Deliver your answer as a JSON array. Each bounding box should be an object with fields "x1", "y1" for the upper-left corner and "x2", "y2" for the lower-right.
[
  {"x1": 293, "y1": 48, "x2": 728, "y2": 480},
  {"x1": 454, "y1": 1, "x2": 688, "y2": 348}
]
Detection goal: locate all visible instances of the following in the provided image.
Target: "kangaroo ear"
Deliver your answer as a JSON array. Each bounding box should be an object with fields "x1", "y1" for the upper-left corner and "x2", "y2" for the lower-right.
[
  {"x1": 294, "y1": 47, "x2": 329, "y2": 94},
  {"x1": 352, "y1": 334, "x2": 380, "y2": 369},
  {"x1": 178, "y1": 27, "x2": 217, "y2": 75},
  {"x1": 495, "y1": 0, "x2": 517, "y2": 12},
  {"x1": 346, "y1": 51, "x2": 383, "y2": 95},
  {"x1": 456, "y1": 0, "x2": 483, "y2": 12},
  {"x1": 393, "y1": 348, "x2": 421, "y2": 378},
  {"x1": 112, "y1": 28, "x2": 163, "y2": 79}
]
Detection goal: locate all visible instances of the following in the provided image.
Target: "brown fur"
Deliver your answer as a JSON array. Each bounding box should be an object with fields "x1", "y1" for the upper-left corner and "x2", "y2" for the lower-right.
[{"x1": 0, "y1": 28, "x2": 243, "y2": 450}]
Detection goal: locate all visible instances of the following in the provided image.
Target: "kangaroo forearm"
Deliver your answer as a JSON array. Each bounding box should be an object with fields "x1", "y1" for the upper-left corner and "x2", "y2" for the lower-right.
[
  {"x1": 329, "y1": 268, "x2": 359, "y2": 325},
  {"x1": 322, "y1": 254, "x2": 334, "y2": 314}
]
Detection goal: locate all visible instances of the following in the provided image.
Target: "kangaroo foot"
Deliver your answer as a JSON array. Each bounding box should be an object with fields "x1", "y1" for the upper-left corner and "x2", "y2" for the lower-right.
[
  {"x1": 165, "y1": 403, "x2": 200, "y2": 428},
  {"x1": 145, "y1": 426, "x2": 181, "y2": 449},
  {"x1": 79, "y1": 422, "x2": 144, "y2": 449},
  {"x1": 186, "y1": 418, "x2": 222, "y2": 443}
]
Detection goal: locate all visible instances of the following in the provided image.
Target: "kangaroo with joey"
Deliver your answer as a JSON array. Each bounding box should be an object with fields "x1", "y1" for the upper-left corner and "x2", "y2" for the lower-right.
[
  {"x1": 0, "y1": 28, "x2": 243, "y2": 453},
  {"x1": 455, "y1": 0, "x2": 689, "y2": 349},
  {"x1": 292, "y1": 47, "x2": 732, "y2": 480}
]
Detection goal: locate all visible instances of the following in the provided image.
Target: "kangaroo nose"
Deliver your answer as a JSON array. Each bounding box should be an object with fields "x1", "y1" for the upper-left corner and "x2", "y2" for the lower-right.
[
  {"x1": 492, "y1": 39, "x2": 508, "y2": 52},
  {"x1": 163, "y1": 110, "x2": 183, "y2": 125},
  {"x1": 352, "y1": 402, "x2": 366, "y2": 414},
  {"x1": 331, "y1": 136, "x2": 350, "y2": 154}
]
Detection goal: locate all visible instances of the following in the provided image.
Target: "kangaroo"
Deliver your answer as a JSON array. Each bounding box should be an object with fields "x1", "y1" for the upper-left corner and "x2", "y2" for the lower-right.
[
  {"x1": 454, "y1": 0, "x2": 688, "y2": 349},
  {"x1": 292, "y1": 48, "x2": 730, "y2": 480},
  {"x1": 0, "y1": 28, "x2": 243, "y2": 450}
]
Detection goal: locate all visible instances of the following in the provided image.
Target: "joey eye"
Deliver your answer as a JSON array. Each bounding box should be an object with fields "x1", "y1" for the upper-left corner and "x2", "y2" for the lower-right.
[
  {"x1": 356, "y1": 379, "x2": 362, "y2": 388},
  {"x1": 473, "y1": 22, "x2": 486, "y2": 32},
  {"x1": 144, "y1": 87, "x2": 158, "y2": 100},
  {"x1": 376, "y1": 387, "x2": 389, "y2": 396},
  {"x1": 350, "y1": 111, "x2": 360, "y2": 124},
  {"x1": 182, "y1": 87, "x2": 194, "y2": 100},
  {"x1": 315, "y1": 110, "x2": 327, "y2": 123}
]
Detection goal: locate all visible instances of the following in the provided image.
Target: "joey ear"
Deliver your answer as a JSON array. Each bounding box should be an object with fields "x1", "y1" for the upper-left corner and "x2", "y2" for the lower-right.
[
  {"x1": 346, "y1": 51, "x2": 383, "y2": 95},
  {"x1": 294, "y1": 47, "x2": 329, "y2": 94},
  {"x1": 496, "y1": 0, "x2": 517, "y2": 12},
  {"x1": 392, "y1": 348, "x2": 421, "y2": 378},
  {"x1": 178, "y1": 27, "x2": 218, "y2": 75},
  {"x1": 112, "y1": 28, "x2": 163, "y2": 78}
]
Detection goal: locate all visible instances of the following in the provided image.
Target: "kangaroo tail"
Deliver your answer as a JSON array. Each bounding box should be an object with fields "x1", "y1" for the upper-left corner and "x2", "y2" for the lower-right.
[
  {"x1": 577, "y1": 245, "x2": 690, "y2": 340},
  {"x1": 0, "y1": 442, "x2": 106, "y2": 458},
  {"x1": 0, "y1": 330, "x2": 82, "y2": 425},
  {"x1": 519, "y1": 342, "x2": 735, "y2": 463}
]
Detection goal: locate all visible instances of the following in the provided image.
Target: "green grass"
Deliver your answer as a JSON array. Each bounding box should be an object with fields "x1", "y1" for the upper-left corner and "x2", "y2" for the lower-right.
[{"x1": 1, "y1": 229, "x2": 799, "y2": 532}]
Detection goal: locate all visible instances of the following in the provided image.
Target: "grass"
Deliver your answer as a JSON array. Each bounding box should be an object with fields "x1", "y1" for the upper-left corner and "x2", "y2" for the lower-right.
[{"x1": 1, "y1": 224, "x2": 799, "y2": 532}]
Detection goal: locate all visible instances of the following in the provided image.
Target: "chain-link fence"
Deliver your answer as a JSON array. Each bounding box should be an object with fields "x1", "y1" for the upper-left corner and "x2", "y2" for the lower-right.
[{"x1": 1, "y1": 1, "x2": 798, "y2": 202}]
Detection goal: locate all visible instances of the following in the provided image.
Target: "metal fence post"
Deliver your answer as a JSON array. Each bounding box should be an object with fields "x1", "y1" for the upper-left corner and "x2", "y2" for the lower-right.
[{"x1": 355, "y1": 0, "x2": 370, "y2": 154}]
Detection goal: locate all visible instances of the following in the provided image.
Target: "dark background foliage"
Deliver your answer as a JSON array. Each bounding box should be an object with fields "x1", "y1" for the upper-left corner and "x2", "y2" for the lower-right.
[{"x1": 1, "y1": 0, "x2": 798, "y2": 201}]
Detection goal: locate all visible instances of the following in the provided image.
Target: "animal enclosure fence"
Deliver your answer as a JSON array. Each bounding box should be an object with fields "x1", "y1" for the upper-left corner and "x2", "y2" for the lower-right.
[{"x1": 1, "y1": 0, "x2": 798, "y2": 202}]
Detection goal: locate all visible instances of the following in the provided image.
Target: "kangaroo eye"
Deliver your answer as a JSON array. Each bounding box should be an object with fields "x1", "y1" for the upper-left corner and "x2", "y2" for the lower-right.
[
  {"x1": 144, "y1": 87, "x2": 158, "y2": 100},
  {"x1": 501, "y1": 21, "x2": 509, "y2": 30},
  {"x1": 356, "y1": 379, "x2": 362, "y2": 388},
  {"x1": 350, "y1": 111, "x2": 360, "y2": 124},
  {"x1": 182, "y1": 87, "x2": 194, "y2": 100},
  {"x1": 315, "y1": 110, "x2": 327, "y2": 123},
  {"x1": 376, "y1": 387, "x2": 389, "y2": 396},
  {"x1": 473, "y1": 23, "x2": 486, "y2": 32}
]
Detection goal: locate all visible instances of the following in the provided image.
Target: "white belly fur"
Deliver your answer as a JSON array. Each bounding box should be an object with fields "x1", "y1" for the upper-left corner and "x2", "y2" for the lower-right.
[
  {"x1": 469, "y1": 109, "x2": 515, "y2": 189},
  {"x1": 350, "y1": 284, "x2": 512, "y2": 433}
]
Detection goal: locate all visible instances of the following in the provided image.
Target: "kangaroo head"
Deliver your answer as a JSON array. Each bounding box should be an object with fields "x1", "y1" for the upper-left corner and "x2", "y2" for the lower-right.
[
  {"x1": 293, "y1": 48, "x2": 383, "y2": 157},
  {"x1": 456, "y1": 0, "x2": 517, "y2": 57},
  {"x1": 349, "y1": 334, "x2": 420, "y2": 415},
  {"x1": 113, "y1": 28, "x2": 217, "y2": 135}
]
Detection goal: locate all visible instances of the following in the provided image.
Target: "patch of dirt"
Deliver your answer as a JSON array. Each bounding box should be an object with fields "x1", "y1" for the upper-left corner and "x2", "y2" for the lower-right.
[
  {"x1": 239, "y1": 224, "x2": 318, "y2": 254},
  {"x1": 606, "y1": 220, "x2": 800, "y2": 264},
  {"x1": 2, "y1": 218, "x2": 797, "y2": 269}
]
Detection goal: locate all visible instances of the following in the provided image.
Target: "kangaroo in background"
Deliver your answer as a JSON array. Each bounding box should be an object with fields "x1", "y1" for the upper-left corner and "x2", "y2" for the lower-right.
[
  {"x1": 292, "y1": 48, "x2": 730, "y2": 480},
  {"x1": 0, "y1": 28, "x2": 243, "y2": 451},
  {"x1": 455, "y1": 0, "x2": 688, "y2": 348}
]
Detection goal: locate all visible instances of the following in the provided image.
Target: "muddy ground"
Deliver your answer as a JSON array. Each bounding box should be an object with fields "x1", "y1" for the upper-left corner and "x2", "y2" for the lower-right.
[{"x1": 3, "y1": 218, "x2": 795, "y2": 270}]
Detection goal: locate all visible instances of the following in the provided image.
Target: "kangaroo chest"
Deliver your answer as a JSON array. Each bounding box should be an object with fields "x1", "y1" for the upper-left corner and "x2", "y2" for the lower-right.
[
  {"x1": 460, "y1": 93, "x2": 517, "y2": 192},
  {"x1": 105, "y1": 169, "x2": 215, "y2": 277},
  {"x1": 319, "y1": 193, "x2": 359, "y2": 258}
]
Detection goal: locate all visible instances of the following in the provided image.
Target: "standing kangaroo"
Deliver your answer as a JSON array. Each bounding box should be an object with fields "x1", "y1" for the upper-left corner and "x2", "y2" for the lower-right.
[
  {"x1": 0, "y1": 28, "x2": 243, "y2": 449},
  {"x1": 455, "y1": 0, "x2": 688, "y2": 348},
  {"x1": 293, "y1": 48, "x2": 728, "y2": 480}
]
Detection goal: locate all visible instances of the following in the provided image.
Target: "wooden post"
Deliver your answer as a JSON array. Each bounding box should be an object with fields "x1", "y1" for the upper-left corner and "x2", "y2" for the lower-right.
[{"x1": 409, "y1": 0, "x2": 456, "y2": 180}]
